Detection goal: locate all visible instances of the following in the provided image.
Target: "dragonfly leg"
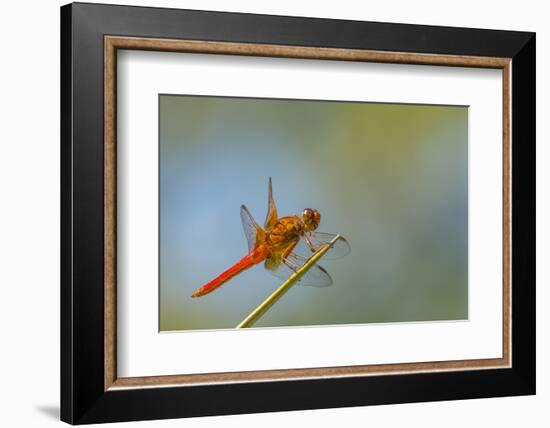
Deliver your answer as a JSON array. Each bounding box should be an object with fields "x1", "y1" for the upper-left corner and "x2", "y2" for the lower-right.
[
  {"x1": 282, "y1": 238, "x2": 298, "y2": 259},
  {"x1": 303, "y1": 234, "x2": 316, "y2": 253},
  {"x1": 282, "y1": 257, "x2": 300, "y2": 272}
]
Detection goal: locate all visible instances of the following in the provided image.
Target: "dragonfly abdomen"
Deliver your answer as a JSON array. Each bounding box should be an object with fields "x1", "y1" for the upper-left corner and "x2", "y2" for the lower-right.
[{"x1": 191, "y1": 245, "x2": 269, "y2": 297}]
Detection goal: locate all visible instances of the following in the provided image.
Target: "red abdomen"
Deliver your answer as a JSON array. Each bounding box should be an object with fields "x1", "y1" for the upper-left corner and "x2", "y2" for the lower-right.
[{"x1": 191, "y1": 245, "x2": 268, "y2": 297}]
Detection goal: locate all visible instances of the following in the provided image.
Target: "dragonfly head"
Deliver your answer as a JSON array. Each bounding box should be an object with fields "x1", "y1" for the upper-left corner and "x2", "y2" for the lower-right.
[{"x1": 301, "y1": 208, "x2": 321, "y2": 231}]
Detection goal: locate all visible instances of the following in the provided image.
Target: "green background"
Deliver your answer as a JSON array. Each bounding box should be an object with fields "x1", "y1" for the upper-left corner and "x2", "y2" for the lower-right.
[{"x1": 159, "y1": 95, "x2": 468, "y2": 331}]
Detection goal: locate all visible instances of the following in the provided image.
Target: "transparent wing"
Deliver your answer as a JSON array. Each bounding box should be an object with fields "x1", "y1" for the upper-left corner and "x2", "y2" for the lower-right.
[
  {"x1": 266, "y1": 253, "x2": 333, "y2": 287},
  {"x1": 293, "y1": 232, "x2": 351, "y2": 260},
  {"x1": 263, "y1": 177, "x2": 278, "y2": 232},
  {"x1": 240, "y1": 205, "x2": 266, "y2": 252}
]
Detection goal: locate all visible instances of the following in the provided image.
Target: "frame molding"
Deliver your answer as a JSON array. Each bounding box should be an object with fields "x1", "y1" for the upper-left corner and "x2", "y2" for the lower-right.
[
  {"x1": 62, "y1": 2, "x2": 535, "y2": 424},
  {"x1": 103, "y1": 35, "x2": 512, "y2": 391}
]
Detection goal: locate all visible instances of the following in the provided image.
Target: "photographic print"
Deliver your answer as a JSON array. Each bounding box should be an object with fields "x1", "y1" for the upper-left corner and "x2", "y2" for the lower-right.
[{"x1": 159, "y1": 94, "x2": 468, "y2": 331}]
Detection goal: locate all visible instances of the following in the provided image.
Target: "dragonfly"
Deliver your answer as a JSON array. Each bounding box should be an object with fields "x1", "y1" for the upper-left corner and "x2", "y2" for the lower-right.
[{"x1": 191, "y1": 178, "x2": 350, "y2": 297}]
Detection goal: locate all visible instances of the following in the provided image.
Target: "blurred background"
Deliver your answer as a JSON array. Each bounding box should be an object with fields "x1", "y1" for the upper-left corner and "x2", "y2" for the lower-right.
[{"x1": 159, "y1": 94, "x2": 468, "y2": 331}]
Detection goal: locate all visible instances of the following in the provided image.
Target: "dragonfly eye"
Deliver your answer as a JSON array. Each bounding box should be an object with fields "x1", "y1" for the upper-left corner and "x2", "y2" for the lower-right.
[
  {"x1": 301, "y1": 208, "x2": 313, "y2": 220},
  {"x1": 301, "y1": 208, "x2": 320, "y2": 230},
  {"x1": 313, "y1": 209, "x2": 321, "y2": 227}
]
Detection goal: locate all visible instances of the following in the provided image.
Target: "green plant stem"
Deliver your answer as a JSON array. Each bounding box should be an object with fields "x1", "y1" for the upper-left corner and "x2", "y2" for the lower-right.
[{"x1": 236, "y1": 234, "x2": 342, "y2": 329}]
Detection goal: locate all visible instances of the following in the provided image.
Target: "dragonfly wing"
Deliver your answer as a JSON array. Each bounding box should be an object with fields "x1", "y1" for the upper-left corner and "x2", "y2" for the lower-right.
[
  {"x1": 240, "y1": 205, "x2": 266, "y2": 252},
  {"x1": 263, "y1": 177, "x2": 278, "y2": 232},
  {"x1": 293, "y1": 232, "x2": 351, "y2": 260},
  {"x1": 266, "y1": 253, "x2": 333, "y2": 287}
]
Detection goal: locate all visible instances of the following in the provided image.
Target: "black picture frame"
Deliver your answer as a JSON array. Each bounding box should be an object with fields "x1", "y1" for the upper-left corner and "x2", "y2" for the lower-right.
[{"x1": 61, "y1": 2, "x2": 535, "y2": 424}]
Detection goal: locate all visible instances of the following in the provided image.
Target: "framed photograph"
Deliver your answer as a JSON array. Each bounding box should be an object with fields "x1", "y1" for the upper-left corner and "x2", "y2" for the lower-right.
[{"x1": 60, "y1": 2, "x2": 535, "y2": 424}]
